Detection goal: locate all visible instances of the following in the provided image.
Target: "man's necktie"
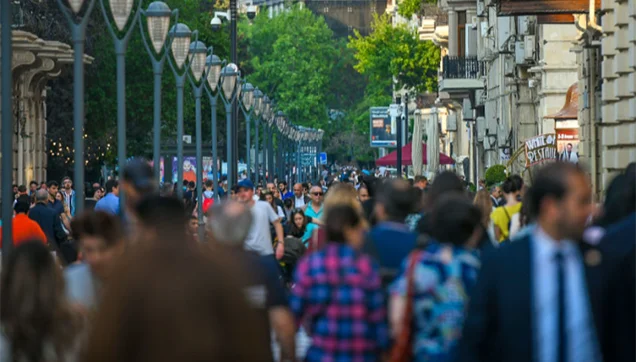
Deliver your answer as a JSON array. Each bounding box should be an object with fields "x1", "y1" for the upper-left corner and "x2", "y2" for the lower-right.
[{"x1": 556, "y1": 251, "x2": 567, "y2": 362}]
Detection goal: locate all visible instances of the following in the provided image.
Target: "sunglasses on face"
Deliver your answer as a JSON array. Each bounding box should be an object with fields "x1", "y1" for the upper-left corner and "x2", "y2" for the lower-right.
[{"x1": 312, "y1": 192, "x2": 324, "y2": 196}]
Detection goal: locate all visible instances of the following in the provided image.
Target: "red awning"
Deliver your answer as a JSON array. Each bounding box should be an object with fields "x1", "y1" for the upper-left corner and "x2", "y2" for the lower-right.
[{"x1": 375, "y1": 142, "x2": 455, "y2": 166}]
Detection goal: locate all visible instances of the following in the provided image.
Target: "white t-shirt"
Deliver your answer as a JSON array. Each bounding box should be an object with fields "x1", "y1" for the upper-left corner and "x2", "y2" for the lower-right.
[{"x1": 244, "y1": 201, "x2": 279, "y2": 256}]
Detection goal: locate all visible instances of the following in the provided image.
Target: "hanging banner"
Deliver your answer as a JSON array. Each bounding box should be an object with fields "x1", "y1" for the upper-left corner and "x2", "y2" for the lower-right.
[
  {"x1": 370, "y1": 107, "x2": 397, "y2": 148},
  {"x1": 525, "y1": 133, "x2": 557, "y2": 167}
]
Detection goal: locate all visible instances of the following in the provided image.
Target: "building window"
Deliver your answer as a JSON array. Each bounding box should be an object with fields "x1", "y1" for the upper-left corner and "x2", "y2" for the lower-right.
[
  {"x1": 323, "y1": 6, "x2": 329, "y2": 12},
  {"x1": 347, "y1": 6, "x2": 353, "y2": 12},
  {"x1": 458, "y1": 11, "x2": 466, "y2": 56}
]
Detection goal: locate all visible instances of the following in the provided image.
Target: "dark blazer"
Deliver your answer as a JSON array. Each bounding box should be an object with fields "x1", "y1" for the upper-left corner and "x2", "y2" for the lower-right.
[
  {"x1": 456, "y1": 231, "x2": 631, "y2": 362},
  {"x1": 594, "y1": 214, "x2": 635, "y2": 362},
  {"x1": 28, "y1": 203, "x2": 66, "y2": 248}
]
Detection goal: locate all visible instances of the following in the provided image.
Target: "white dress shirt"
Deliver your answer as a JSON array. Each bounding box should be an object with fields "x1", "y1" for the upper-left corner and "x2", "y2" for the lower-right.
[
  {"x1": 532, "y1": 228, "x2": 600, "y2": 362},
  {"x1": 294, "y1": 195, "x2": 306, "y2": 208}
]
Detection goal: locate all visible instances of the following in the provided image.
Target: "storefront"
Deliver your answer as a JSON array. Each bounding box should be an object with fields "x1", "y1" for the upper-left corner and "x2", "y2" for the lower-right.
[{"x1": 546, "y1": 83, "x2": 580, "y2": 164}]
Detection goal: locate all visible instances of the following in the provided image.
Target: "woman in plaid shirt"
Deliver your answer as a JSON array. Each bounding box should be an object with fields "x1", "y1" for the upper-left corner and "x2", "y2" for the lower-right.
[{"x1": 290, "y1": 204, "x2": 389, "y2": 362}]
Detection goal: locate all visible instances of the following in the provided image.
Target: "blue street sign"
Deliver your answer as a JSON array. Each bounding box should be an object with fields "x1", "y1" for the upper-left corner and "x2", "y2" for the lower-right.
[{"x1": 319, "y1": 152, "x2": 327, "y2": 165}]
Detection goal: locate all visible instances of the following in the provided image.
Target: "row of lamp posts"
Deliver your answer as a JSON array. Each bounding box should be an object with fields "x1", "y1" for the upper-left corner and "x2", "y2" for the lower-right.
[{"x1": 0, "y1": 0, "x2": 325, "y2": 252}]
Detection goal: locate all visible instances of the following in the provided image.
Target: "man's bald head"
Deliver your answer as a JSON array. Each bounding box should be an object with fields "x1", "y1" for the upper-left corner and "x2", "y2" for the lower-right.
[
  {"x1": 207, "y1": 201, "x2": 252, "y2": 247},
  {"x1": 35, "y1": 189, "x2": 49, "y2": 203},
  {"x1": 293, "y1": 183, "x2": 303, "y2": 197}
]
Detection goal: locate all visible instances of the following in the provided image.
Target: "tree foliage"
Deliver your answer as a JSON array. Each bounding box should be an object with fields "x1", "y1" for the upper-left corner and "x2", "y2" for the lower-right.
[
  {"x1": 240, "y1": 6, "x2": 337, "y2": 129},
  {"x1": 348, "y1": 13, "x2": 440, "y2": 93},
  {"x1": 397, "y1": 0, "x2": 437, "y2": 18}
]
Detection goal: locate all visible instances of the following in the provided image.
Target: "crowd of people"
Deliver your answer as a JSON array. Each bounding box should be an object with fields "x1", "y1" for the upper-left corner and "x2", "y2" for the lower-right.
[{"x1": 0, "y1": 159, "x2": 634, "y2": 362}]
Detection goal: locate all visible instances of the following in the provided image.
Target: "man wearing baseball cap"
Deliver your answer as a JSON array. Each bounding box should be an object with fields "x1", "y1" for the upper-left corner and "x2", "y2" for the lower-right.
[{"x1": 236, "y1": 179, "x2": 285, "y2": 260}]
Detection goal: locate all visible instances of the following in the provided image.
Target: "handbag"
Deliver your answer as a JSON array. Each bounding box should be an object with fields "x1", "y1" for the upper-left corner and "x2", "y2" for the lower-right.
[{"x1": 389, "y1": 250, "x2": 422, "y2": 362}]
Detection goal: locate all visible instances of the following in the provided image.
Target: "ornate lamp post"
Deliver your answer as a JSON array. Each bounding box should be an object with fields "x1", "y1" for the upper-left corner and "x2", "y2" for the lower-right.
[
  {"x1": 186, "y1": 40, "x2": 210, "y2": 239},
  {"x1": 261, "y1": 95, "x2": 271, "y2": 182},
  {"x1": 274, "y1": 111, "x2": 287, "y2": 180},
  {"x1": 1, "y1": 0, "x2": 18, "y2": 254},
  {"x1": 54, "y1": 0, "x2": 98, "y2": 216},
  {"x1": 252, "y1": 88, "x2": 263, "y2": 185},
  {"x1": 204, "y1": 54, "x2": 223, "y2": 200},
  {"x1": 240, "y1": 82, "x2": 255, "y2": 179},
  {"x1": 219, "y1": 63, "x2": 240, "y2": 187},
  {"x1": 166, "y1": 23, "x2": 195, "y2": 197},
  {"x1": 139, "y1": 1, "x2": 176, "y2": 183},
  {"x1": 99, "y1": 0, "x2": 142, "y2": 210}
]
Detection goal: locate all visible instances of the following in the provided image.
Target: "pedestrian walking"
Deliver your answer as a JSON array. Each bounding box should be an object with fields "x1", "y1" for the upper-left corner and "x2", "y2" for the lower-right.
[
  {"x1": 0, "y1": 241, "x2": 83, "y2": 362},
  {"x1": 290, "y1": 204, "x2": 389, "y2": 362},
  {"x1": 207, "y1": 201, "x2": 296, "y2": 362},
  {"x1": 457, "y1": 162, "x2": 607, "y2": 362},
  {"x1": 237, "y1": 179, "x2": 285, "y2": 260}
]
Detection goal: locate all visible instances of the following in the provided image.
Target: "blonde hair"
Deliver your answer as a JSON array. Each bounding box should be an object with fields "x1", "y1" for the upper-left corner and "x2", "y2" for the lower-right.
[{"x1": 323, "y1": 183, "x2": 367, "y2": 228}]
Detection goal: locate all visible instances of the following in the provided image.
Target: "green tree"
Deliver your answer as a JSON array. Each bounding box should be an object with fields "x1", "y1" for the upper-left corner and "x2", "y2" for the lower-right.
[
  {"x1": 240, "y1": 6, "x2": 337, "y2": 129},
  {"x1": 348, "y1": 13, "x2": 440, "y2": 93},
  {"x1": 397, "y1": 0, "x2": 437, "y2": 18}
]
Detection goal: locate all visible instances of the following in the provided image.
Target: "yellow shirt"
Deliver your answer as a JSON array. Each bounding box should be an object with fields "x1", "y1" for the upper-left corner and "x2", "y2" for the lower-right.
[{"x1": 490, "y1": 202, "x2": 523, "y2": 242}]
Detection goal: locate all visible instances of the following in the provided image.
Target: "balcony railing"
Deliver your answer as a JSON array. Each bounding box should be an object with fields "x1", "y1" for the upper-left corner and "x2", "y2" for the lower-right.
[{"x1": 442, "y1": 56, "x2": 485, "y2": 79}]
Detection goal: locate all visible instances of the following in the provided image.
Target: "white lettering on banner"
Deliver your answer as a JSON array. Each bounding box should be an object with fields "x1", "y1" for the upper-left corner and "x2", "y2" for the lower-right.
[{"x1": 525, "y1": 134, "x2": 557, "y2": 167}]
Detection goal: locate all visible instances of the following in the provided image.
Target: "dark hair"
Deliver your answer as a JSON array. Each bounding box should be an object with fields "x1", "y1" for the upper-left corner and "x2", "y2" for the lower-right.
[
  {"x1": 596, "y1": 163, "x2": 636, "y2": 227},
  {"x1": 40, "y1": 181, "x2": 46, "y2": 185},
  {"x1": 502, "y1": 175, "x2": 523, "y2": 194},
  {"x1": 325, "y1": 204, "x2": 362, "y2": 243},
  {"x1": 425, "y1": 171, "x2": 465, "y2": 211},
  {"x1": 123, "y1": 158, "x2": 155, "y2": 193},
  {"x1": 47, "y1": 180, "x2": 59, "y2": 188},
  {"x1": 302, "y1": 182, "x2": 309, "y2": 191},
  {"x1": 283, "y1": 198, "x2": 293, "y2": 208},
  {"x1": 188, "y1": 181, "x2": 195, "y2": 188},
  {"x1": 17, "y1": 185, "x2": 27, "y2": 193},
  {"x1": 377, "y1": 179, "x2": 417, "y2": 222},
  {"x1": 82, "y1": 243, "x2": 271, "y2": 362},
  {"x1": 278, "y1": 181, "x2": 287, "y2": 186},
  {"x1": 288, "y1": 209, "x2": 307, "y2": 238},
  {"x1": 29, "y1": 181, "x2": 38, "y2": 187},
  {"x1": 526, "y1": 162, "x2": 583, "y2": 220},
  {"x1": 414, "y1": 175, "x2": 428, "y2": 184},
  {"x1": 0, "y1": 241, "x2": 81, "y2": 362},
  {"x1": 105, "y1": 179, "x2": 119, "y2": 194},
  {"x1": 13, "y1": 200, "x2": 30, "y2": 214},
  {"x1": 135, "y1": 196, "x2": 189, "y2": 237},
  {"x1": 205, "y1": 179, "x2": 213, "y2": 188},
  {"x1": 183, "y1": 180, "x2": 189, "y2": 186},
  {"x1": 71, "y1": 211, "x2": 123, "y2": 247},
  {"x1": 429, "y1": 194, "x2": 481, "y2": 246}
]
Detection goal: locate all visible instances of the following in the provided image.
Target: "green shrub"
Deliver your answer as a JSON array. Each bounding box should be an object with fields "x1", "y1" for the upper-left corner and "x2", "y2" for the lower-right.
[{"x1": 485, "y1": 164, "x2": 507, "y2": 187}]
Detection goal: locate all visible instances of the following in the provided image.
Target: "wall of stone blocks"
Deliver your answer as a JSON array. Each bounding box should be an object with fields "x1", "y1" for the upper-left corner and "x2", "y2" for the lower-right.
[{"x1": 599, "y1": 0, "x2": 636, "y2": 192}]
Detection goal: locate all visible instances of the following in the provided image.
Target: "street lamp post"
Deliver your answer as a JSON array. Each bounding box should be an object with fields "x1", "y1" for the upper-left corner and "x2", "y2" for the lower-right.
[
  {"x1": 252, "y1": 88, "x2": 263, "y2": 185},
  {"x1": 186, "y1": 40, "x2": 210, "y2": 240},
  {"x1": 267, "y1": 113, "x2": 275, "y2": 182},
  {"x1": 261, "y1": 95, "x2": 271, "y2": 181},
  {"x1": 204, "y1": 54, "x2": 223, "y2": 200},
  {"x1": 139, "y1": 1, "x2": 176, "y2": 184},
  {"x1": 55, "y1": 0, "x2": 98, "y2": 216},
  {"x1": 99, "y1": 0, "x2": 142, "y2": 211},
  {"x1": 239, "y1": 82, "x2": 255, "y2": 179},
  {"x1": 1, "y1": 0, "x2": 15, "y2": 256},
  {"x1": 166, "y1": 23, "x2": 194, "y2": 198},
  {"x1": 275, "y1": 111, "x2": 286, "y2": 181},
  {"x1": 219, "y1": 63, "x2": 240, "y2": 187}
]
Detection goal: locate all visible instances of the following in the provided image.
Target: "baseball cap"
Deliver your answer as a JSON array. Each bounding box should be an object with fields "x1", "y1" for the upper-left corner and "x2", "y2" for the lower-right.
[{"x1": 237, "y1": 179, "x2": 254, "y2": 190}]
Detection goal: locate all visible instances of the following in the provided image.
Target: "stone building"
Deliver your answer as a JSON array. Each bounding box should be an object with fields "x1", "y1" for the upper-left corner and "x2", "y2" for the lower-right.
[
  {"x1": 0, "y1": 30, "x2": 91, "y2": 187},
  {"x1": 576, "y1": 0, "x2": 636, "y2": 197},
  {"x1": 421, "y1": 0, "x2": 618, "y2": 187}
]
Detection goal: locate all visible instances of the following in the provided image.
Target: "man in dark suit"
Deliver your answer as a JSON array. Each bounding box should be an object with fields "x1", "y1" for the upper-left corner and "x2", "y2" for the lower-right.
[
  {"x1": 28, "y1": 189, "x2": 67, "y2": 257},
  {"x1": 456, "y1": 162, "x2": 624, "y2": 362}
]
